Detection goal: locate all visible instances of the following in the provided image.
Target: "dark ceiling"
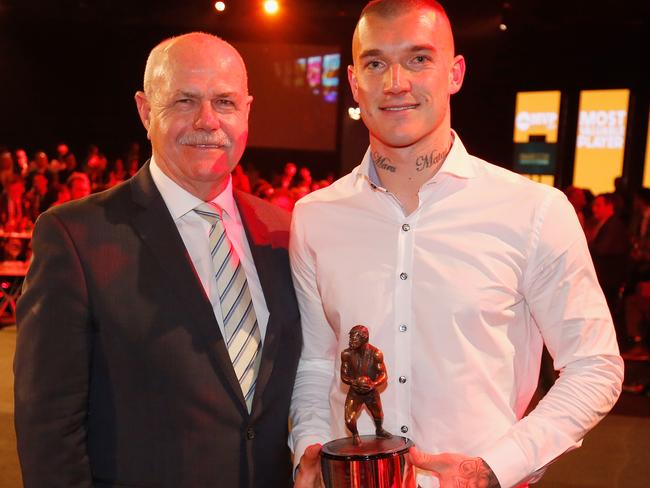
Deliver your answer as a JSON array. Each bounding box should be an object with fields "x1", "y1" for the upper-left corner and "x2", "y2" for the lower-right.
[{"x1": 1, "y1": 0, "x2": 648, "y2": 175}]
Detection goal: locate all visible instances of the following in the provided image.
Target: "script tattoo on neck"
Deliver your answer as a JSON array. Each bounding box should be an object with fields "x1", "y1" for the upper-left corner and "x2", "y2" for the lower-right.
[
  {"x1": 456, "y1": 458, "x2": 501, "y2": 488},
  {"x1": 371, "y1": 151, "x2": 396, "y2": 173},
  {"x1": 415, "y1": 149, "x2": 448, "y2": 172}
]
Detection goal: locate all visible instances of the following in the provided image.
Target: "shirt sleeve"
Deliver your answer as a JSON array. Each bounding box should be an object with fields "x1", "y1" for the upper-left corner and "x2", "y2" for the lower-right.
[
  {"x1": 288, "y1": 203, "x2": 338, "y2": 470},
  {"x1": 481, "y1": 191, "x2": 624, "y2": 488}
]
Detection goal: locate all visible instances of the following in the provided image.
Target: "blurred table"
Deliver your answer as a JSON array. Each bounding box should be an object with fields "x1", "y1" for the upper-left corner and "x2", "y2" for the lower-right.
[
  {"x1": 0, "y1": 231, "x2": 32, "y2": 324},
  {"x1": 0, "y1": 261, "x2": 29, "y2": 324}
]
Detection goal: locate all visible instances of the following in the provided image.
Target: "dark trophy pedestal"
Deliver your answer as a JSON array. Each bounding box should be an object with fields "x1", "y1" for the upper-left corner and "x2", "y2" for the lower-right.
[{"x1": 321, "y1": 435, "x2": 413, "y2": 488}]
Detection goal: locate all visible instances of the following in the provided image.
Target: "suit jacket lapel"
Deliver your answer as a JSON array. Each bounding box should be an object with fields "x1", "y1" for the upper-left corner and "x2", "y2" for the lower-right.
[{"x1": 128, "y1": 163, "x2": 248, "y2": 411}]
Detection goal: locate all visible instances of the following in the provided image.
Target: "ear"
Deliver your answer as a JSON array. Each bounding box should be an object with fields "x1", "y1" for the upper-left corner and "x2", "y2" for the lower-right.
[
  {"x1": 244, "y1": 94, "x2": 253, "y2": 120},
  {"x1": 448, "y1": 55, "x2": 466, "y2": 95},
  {"x1": 347, "y1": 64, "x2": 360, "y2": 103},
  {"x1": 134, "y1": 91, "x2": 152, "y2": 139}
]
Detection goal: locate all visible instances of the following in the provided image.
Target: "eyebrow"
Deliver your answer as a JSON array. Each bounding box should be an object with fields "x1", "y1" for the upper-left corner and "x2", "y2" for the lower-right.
[
  {"x1": 358, "y1": 44, "x2": 437, "y2": 59},
  {"x1": 173, "y1": 90, "x2": 239, "y2": 99}
]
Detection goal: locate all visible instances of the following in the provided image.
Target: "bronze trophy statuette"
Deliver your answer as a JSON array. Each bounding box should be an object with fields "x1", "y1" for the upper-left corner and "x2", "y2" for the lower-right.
[{"x1": 320, "y1": 325, "x2": 414, "y2": 488}]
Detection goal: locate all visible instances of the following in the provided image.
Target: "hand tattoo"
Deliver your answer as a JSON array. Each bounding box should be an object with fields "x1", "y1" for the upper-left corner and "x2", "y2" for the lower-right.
[
  {"x1": 455, "y1": 458, "x2": 500, "y2": 488},
  {"x1": 371, "y1": 151, "x2": 396, "y2": 173}
]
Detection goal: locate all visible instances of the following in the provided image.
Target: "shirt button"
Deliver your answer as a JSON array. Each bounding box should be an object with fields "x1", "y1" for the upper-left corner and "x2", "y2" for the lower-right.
[
  {"x1": 401, "y1": 425, "x2": 409, "y2": 434},
  {"x1": 399, "y1": 376, "x2": 407, "y2": 384},
  {"x1": 246, "y1": 427, "x2": 255, "y2": 440},
  {"x1": 400, "y1": 273, "x2": 408, "y2": 280},
  {"x1": 399, "y1": 324, "x2": 408, "y2": 332},
  {"x1": 402, "y1": 223, "x2": 410, "y2": 232}
]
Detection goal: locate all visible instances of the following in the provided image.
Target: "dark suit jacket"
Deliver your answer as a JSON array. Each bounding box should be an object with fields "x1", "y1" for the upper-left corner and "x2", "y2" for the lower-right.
[{"x1": 14, "y1": 163, "x2": 301, "y2": 488}]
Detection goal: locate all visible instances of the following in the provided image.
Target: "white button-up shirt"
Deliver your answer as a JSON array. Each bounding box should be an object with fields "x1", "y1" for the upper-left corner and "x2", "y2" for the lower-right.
[
  {"x1": 288, "y1": 133, "x2": 623, "y2": 488},
  {"x1": 149, "y1": 158, "x2": 269, "y2": 340}
]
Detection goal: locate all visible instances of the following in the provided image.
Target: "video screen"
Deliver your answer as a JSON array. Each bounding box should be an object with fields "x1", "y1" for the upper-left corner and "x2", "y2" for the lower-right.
[{"x1": 234, "y1": 42, "x2": 341, "y2": 151}]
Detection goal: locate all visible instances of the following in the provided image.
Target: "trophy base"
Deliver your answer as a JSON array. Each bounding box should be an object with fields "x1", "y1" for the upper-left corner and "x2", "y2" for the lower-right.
[{"x1": 321, "y1": 435, "x2": 414, "y2": 488}]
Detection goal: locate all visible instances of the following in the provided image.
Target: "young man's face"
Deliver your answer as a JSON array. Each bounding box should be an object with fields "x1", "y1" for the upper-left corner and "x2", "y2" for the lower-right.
[{"x1": 348, "y1": 7, "x2": 465, "y2": 150}]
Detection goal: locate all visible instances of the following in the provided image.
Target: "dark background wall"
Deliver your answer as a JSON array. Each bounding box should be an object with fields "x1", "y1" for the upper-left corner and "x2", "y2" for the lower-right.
[{"x1": 0, "y1": 0, "x2": 647, "y2": 183}]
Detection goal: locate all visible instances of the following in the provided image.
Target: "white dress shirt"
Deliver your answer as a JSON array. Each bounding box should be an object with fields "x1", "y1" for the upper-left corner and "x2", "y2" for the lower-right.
[
  {"x1": 149, "y1": 158, "x2": 269, "y2": 340},
  {"x1": 288, "y1": 133, "x2": 623, "y2": 488}
]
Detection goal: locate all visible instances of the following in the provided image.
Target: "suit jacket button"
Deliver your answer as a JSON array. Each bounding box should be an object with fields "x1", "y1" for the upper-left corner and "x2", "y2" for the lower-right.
[{"x1": 246, "y1": 427, "x2": 255, "y2": 440}]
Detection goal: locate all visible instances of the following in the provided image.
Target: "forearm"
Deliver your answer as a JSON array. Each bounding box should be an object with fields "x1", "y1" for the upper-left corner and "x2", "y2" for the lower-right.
[
  {"x1": 481, "y1": 354, "x2": 623, "y2": 487},
  {"x1": 289, "y1": 357, "x2": 335, "y2": 468}
]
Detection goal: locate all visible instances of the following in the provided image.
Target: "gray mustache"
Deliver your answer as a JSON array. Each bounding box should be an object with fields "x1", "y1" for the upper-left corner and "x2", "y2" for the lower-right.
[{"x1": 178, "y1": 132, "x2": 231, "y2": 146}]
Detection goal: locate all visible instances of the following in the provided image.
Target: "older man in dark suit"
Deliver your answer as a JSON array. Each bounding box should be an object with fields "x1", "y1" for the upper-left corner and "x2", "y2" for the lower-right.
[{"x1": 14, "y1": 32, "x2": 301, "y2": 488}]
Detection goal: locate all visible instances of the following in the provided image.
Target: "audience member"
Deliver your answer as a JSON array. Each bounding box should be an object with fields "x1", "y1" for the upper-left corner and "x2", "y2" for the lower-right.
[
  {"x1": 24, "y1": 173, "x2": 49, "y2": 221},
  {"x1": 0, "y1": 174, "x2": 30, "y2": 231},
  {"x1": 623, "y1": 188, "x2": 650, "y2": 362},
  {"x1": 589, "y1": 193, "x2": 631, "y2": 325},
  {"x1": 66, "y1": 171, "x2": 91, "y2": 200}
]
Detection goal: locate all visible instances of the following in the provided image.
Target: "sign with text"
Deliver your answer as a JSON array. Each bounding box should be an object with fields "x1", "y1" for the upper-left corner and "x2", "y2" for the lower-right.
[
  {"x1": 513, "y1": 91, "x2": 561, "y2": 177},
  {"x1": 573, "y1": 89, "x2": 629, "y2": 194},
  {"x1": 513, "y1": 91, "x2": 561, "y2": 144}
]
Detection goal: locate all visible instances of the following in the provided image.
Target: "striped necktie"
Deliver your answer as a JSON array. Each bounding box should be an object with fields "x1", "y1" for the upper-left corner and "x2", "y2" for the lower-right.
[{"x1": 195, "y1": 202, "x2": 261, "y2": 412}]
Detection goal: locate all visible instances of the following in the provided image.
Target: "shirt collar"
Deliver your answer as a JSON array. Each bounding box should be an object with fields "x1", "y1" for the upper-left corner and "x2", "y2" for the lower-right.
[
  {"x1": 356, "y1": 130, "x2": 477, "y2": 189},
  {"x1": 149, "y1": 155, "x2": 236, "y2": 221}
]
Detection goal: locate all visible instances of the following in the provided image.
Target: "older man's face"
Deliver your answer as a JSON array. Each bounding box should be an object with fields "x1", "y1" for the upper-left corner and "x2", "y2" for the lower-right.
[{"x1": 137, "y1": 37, "x2": 252, "y2": 199}]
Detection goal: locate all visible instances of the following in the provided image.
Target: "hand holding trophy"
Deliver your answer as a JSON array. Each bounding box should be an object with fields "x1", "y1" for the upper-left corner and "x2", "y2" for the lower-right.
[{"x1": 320, "y1": 325, "x2": 414, "y2": 488}]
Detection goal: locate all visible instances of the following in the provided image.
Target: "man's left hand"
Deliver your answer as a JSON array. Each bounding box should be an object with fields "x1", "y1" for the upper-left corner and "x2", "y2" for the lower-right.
[{"x1": 407, "y1": 446, "x2": 501, "y2": 488}]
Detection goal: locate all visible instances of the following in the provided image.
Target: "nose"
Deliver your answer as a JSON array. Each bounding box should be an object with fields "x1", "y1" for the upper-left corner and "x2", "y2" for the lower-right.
[
  {"x1": 384, "y1": 64, "x2": 410, "y2": 94},
  {"x1": 193, "y1": 101, "x2": 220, "y2": 131}
]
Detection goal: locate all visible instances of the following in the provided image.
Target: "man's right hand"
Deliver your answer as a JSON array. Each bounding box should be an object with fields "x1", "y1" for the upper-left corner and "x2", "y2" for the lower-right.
[{"x1": 294, "y1": 443, "x2": 325, "y2": 488}]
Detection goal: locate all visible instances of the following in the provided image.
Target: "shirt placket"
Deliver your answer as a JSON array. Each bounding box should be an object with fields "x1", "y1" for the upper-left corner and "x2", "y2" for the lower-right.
[{"x1": 393, "y1": 200, "x2": 415, "y2": 437}]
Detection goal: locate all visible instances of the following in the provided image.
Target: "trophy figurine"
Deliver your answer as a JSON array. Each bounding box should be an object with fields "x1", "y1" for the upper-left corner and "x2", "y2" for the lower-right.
[{"x1": 320, "y1": 325, "x2": 414, "y2": 488}]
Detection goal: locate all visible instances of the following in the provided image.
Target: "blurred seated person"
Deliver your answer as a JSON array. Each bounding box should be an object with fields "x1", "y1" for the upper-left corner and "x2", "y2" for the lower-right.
[
  {"x1": 253, "y1": 179, "x2": 274, "y2": 200},
  {"x1": 106, "y1": 158, "x2": 127, "y2": 188},
  {"x1": 87, "y1": 153, "x2": 108, "y2": 191},
  {"x1": 291, "y1": 167, "x2": 312, "y2": 201},
  {"x1": 66, "y1": 172, "x2": 92, "y2": 200},
  {"x1": 1, "y1": 236, "x2": 29, "y2": 262},
  {"x1": 127, "y1": 158, "x2": 140, "y2": 178},
  {"x1": 231, "y1": 164, "x2": 251, "y2": 193},
  {"x1": 26, "y1": 151, "x2": 53, "y2": 185},
  {"x1": 589, "y1": 193, "x2": 630, "y2": 323},
  {"x1": 623, "y1": 188, "x2": 650, "y2": 360},
  {"x1": 273, "y1": 161, "x2": 297, "y2": 190},
  {"x1": 268, "y1": 189, "x2": 294, "y2": 212},
  {"x1": 24, "y1": 173, "x2": 49, "y2": 221},
  {"x1": 0, "y1": 151, "x2": 14, "y2": 188},
  {"x1": 14, "y1": 149, "x2": 29, "y2": 177},
  {"x1": 42, "y1": 183, "x2": 71, "y2": 209},
  {"x1": 310, "y1": 179, "x2": 331, "y2": 192},
  {"x1": 0, "y1": 174, "x2": 32, "y2": 232},
  {"x1": 564, "y1": 185, "x2": 587, "y2": 229}
]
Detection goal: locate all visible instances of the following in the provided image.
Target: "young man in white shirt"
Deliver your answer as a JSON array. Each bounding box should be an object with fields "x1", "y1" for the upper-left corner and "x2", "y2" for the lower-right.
[{"x1": 290, "y1": 1, "x2": 623, "y2": 487}]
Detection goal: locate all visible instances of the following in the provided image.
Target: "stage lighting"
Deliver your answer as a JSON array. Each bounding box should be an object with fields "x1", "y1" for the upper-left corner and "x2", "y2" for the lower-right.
[
  {"x1": 215, "y1": 1, "x2": 226, "y2": 12},
  {"x1": 263, "y1": 0, "x2": 279, "y2": 15}
]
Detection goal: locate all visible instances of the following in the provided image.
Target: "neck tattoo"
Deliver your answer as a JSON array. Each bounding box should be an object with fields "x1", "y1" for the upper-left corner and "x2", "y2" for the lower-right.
[
  {"x1": 371, "y1": 151, "x2": 396, "y2": 173},
  {"x1": 415, "y1": 148, "x2": 449, "y2": 172}
]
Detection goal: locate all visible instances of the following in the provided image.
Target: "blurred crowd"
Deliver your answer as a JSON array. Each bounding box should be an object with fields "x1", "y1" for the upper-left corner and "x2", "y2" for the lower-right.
[
  {"x1": 0, "y1": 143, "x2": 333, "y2": 259},
  {"x1": 2, "y1": 142, "x2": 646, "y2": 361},
  {"x1": 564, "y1": 178, "x2": 650, "y2": 363},
  {"x1": 0, "y1": 143, "x2": 144, "y2": 235}
]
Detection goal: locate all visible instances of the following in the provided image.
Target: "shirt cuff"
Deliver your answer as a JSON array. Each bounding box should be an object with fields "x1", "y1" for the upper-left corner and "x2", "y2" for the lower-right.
[
  {"x1": 292, "y1": 434, "x2": 328, "y2": 475},
  {"x1": 481, "y1": 436, "x2": 530, "y2": 488}
]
